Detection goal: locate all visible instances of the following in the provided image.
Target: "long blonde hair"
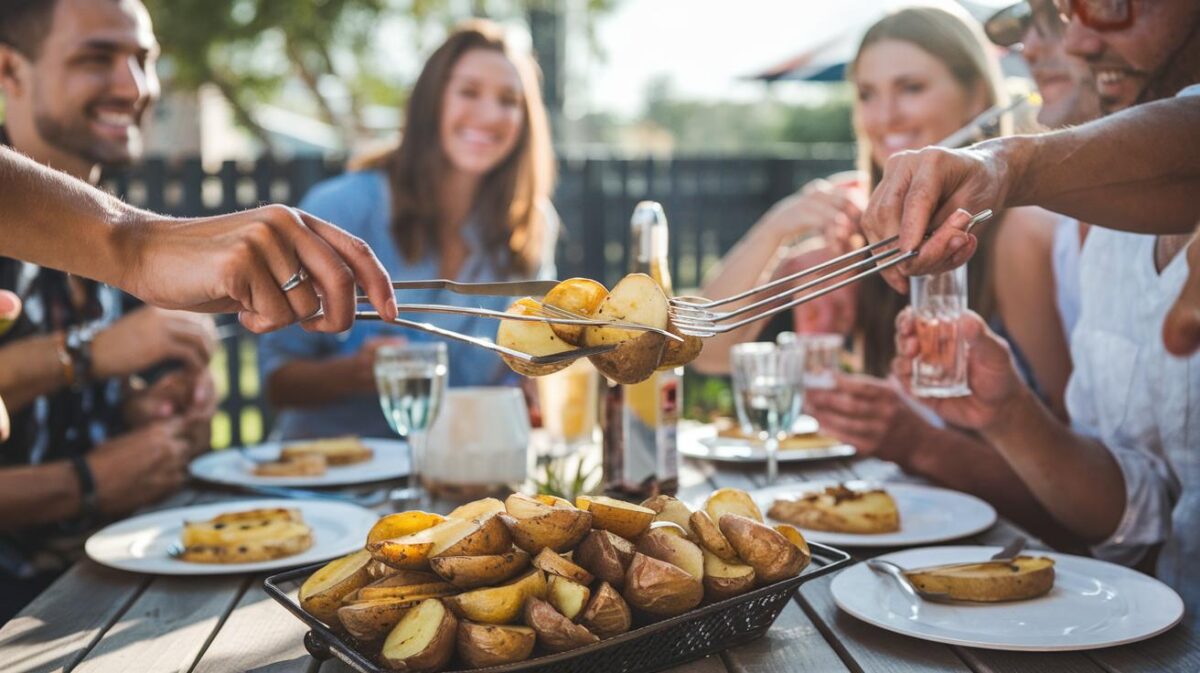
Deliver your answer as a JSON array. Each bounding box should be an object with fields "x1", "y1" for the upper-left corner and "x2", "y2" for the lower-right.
[
  {"x1": 352, "y1": 19, "x2": 555, "y2": 276},
  {"x1": 848, "y1": 6, "x2": 1009, "y2": 376}
]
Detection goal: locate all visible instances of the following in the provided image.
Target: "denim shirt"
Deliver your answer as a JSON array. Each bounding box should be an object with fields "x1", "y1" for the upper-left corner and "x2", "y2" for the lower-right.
[{"x1": 258, "y1": 170, "x2": 558, "y2": 440}]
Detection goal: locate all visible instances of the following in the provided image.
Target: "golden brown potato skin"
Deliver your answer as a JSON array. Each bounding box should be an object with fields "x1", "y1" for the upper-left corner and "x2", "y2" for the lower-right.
[
  {"x1": 501, "y1": 510, "x2": 593, "y2": 555},
  {"x1": 338, "y1": 598, "x2": 417, "y2": 642},
  {"x1": 523, "y1": 597, "x2": 600, "y2": 653},
  {"x1": 543, "y1": 278, "x2": 609, "y2": 346},
  {"x1": 574, "y1": 529, "x2": 635, "y2": 589},
  {"x1": 299, "y1": 549, "x2": 373, "y2": 626},
  {"x1": 429, "y1": 549, "x2": 530, "y2": 589},
  {"x1": 719, "y1": 514, "x2": 805, "y2": 584},
  {"x1": 689, "y1": 510, "x2": 738, "y2": 562},
  {"x1": 622, "y1": 552, "x2": 703, "y2": 617},
  {"x1": 904, "y1": 556, "x2": 1056, "y2": 602},
  {"x1": 455, "y1": 621, "x2": 537, "y2": 668},
  {"x1": 531, "y1": 548, "x2": 594, "y2": 584},
  {"x1": 588, "y1": 330, "x2": 667, "y2": 384},
  {"x1": 657, "y1": 323, "x2": 703, "y2": 370},
  {"x1": 578, "y1": 582, "x2": 633, "y2": 638}
]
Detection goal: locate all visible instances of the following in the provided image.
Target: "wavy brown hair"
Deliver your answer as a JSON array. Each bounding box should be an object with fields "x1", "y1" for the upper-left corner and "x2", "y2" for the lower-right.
[
  {"x1": 848, "y1": 6, "x2": 1009, "y2": 376},
  {"x1": 352, "y1": 19, "x2": 555, "y2": 276}
]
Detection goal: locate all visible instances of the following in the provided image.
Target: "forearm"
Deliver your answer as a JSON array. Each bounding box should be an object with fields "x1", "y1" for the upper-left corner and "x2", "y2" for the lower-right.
[
  {"x1": 1001, "y1": 98, "x2": 1200, "y2": 233},
  {"x1": 981, "y1": 389, "x2": 1126, "y2": 541},
  {"x1": 266, "y1": 358, "x2": 367, "y2": 407},
  {"x1": 0, "y1": 461, "x2": 82, "y2": 531},
  {"x1": 0, "y1": 147, "x2": 134, "y2": 285},
  {"x1": 0, "y1": 334, "x2": 72, "y2": 411}
]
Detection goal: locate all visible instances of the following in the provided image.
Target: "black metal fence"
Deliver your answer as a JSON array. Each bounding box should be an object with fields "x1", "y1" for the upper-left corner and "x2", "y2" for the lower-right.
[{"x1": 108, "y1": 149, "x2": 855, "y2": 445}]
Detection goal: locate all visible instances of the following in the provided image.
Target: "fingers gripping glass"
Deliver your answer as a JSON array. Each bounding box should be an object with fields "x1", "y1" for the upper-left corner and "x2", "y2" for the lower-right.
[{"x1": 1053, "y1": 0, "x2": 1133, "y2": 31}]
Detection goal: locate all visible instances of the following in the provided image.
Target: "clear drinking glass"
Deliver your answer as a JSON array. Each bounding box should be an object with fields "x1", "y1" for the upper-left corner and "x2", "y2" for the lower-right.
[
  {"x1": 535, "y1": 359, "x2": 599, "y2": 459},
  {"x1": 910, "y1": 265, "x2": 971, "y2": 397},
  {"x1": 797, "y1": 333, "x2": 842, "y2": 390},
  {"x1": 731, "y1": 342, "x2": 806, "y2": 485},
  {"x1": 374, "y1": 342, "x2": 448, "y2": 508}
]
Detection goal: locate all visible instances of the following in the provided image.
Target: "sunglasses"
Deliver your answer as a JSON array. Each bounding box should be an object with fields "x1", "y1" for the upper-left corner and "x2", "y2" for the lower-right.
[
  {"x1": 985, "y1": 2, "x2": 1065, "y2": 47},
  {"x1": 1052, "y1": 0, "x2": 1135, "y2": 31}
]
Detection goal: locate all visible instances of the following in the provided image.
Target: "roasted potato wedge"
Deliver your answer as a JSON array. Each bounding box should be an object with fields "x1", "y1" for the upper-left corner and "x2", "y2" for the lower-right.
[
  {"x1": 719, "y1": 514, "x2": 805, "y2": 584},
  {"x1": 456, "y1": 621, "x2": 537, "y2": 668},
  {"x1": 689, "y1": 510, "x2": 739, "y2": 562},
  {"x1": 501, "y1": 509, "x2": 593, "y2": 555},
  {"x1": 636, "y1": 528, "x2": 704, "y2": 580},
  {"x1": 904, "y1": 556, "x2": 1056, "y2": 602},
  {"x1": 523, "y1": 597, "x2": 599, "y2": 653},
  {"x1": 367, "y1": 511, "x2": 445, "y2": 547},
  {"x1": 434, "y1": 513, "x2": 512, "y2": 557},
  {"x1": 642, "y1": 495, "x2": 694, "y2": 533},
  {"x1": 428, "y1": 548, "x2": 530, "y2": 590},
  {"x1": 357, "y1": 580, "x2": 458, "y2": 602},
  {"x1": 379, "y1": 598, "x2": 457, "y2": 673},
  {"x1": 543, "y1": 277, "x2": 609, "y2": 346},
  {"x1": 657, "y1": 322, "x2": 704, "y2": 370},
  {"x1": 338, "y1": 598, "x2": 417, "y2": 642},
  {"x1": 547, "y1": 574, "x2": 591, "y2": 620},
  {"x1": 447, "y1": 498, "x2": 506, "y2": 522},
  {"x1": 531, "y1": 548, "x2": 594, "y2": 584},
  {"x1": 576, "y1": 495, "x2": 655, "y2": 539},
  {"x1": 774, "y1": 524, "x2": 812, "y2": 572},
  {"x1": 705, "y1": 488, "x2": 764, "y2": 524},
  {"x1": 444, "y1": 569, "x2": 547, "y2": 625},
  {"x1": 623, "y1": 552, "x2": 703, "y2": 617},
  {"x1": 366, "y1": 559, "x2": 400, "y2": 581},
  {"x1": 702, "y1": 549, "x2": 756, "y2": 602},
  {"x1": 504, "y1": 492, "x2": 555, "y2": 519},
  {"x1": 768, "y1": 485, "x2": 900, "y2": 534},
  {"x1": 585, "y1": 273, "x2": 669, "y2": 384},
  {"x1": 368, "y1": 518, "x2": 479, "y2": 569},
  {"x1": 574, "y1": 529, "x2": 636, "y2": 589},
  {"x1": 299, "y1": 549, "x2": 373, "y2": 625},
  {"x1": 577, "y1": 582, "x2": 632, "y2": 639},
  {"x1": 497, "y1": 298, "x2": 574, "y2": 377}
]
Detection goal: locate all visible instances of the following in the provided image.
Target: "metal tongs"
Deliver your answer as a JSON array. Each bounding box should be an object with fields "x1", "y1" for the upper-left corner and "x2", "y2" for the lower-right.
[{"x1": 353, "y1": 210, "x2": 991, "y2": 363}]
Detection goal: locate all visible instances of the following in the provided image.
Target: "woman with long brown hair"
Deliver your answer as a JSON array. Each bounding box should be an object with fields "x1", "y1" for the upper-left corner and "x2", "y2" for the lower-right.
[
  {"x1": 259, "y1": 19, "x2": 558, "y2": 439},
  {"x1": 693, "y1": 6, "x2": 1077, "y2": 546}
]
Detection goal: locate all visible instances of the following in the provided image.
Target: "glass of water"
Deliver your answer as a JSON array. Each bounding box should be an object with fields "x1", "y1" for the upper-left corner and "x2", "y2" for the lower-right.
[
  {"x1": 731, "y1": 341, "x2": 806, "y2": 485},
  {"x1": 910, "y1": 265, "x2": 970, "y2": 397},
  {"x1": 374, "y1": 342, "x2": 448, "y2": 508}
]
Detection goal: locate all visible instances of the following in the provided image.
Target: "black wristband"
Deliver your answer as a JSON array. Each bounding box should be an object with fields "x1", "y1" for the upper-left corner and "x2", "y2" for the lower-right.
[{"x1": 69, "y1": 454, "x2": 101, "y2": 525}]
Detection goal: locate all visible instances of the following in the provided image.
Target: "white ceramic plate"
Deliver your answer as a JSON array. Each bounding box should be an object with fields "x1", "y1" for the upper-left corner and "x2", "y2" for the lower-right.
[
  {"x1": 189, "y1": 438, "x2": 409, "y2": 488},
  {"x1": 831, "y1": 545, "x2": 1184, "y2": 651},
  {"x1": 679, "y1": 420, "x2": 857, "y2": 464},
  {"x1": 752, "y1": 480, "x2": 996, "y2": 547},
  {"x1": 85, "y1": 498, "x2": 377, "y2": 575}
]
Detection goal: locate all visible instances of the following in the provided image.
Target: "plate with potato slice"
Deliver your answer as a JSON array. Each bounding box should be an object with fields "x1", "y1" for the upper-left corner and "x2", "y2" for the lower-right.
[
  {"x1": 85, "y1": 498, "x2": 377, "y2": 575},
  {"x1": 679, "y1": 420, "x2": 856, "y2": 464},
  {"x1": 832, "y1": 545, "x2": 1184, "y2": 651},
  {"x1": 189, "y1": 437, "x2": 408, "y2": 488},
  {"x1": 751, "y1": 481, "x2": 996, "y2": 547}
]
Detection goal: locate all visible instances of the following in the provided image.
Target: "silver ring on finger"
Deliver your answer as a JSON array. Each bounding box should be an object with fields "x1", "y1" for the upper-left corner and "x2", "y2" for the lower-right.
[{"x1": 280, "y1": 266, "x2": 309, "y2": 293}]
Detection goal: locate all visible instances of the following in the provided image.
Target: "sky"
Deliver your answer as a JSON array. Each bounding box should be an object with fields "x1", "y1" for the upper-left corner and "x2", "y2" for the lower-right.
[{"x1": 574, "y1": 0, "x2": 1012, "y2": 117}]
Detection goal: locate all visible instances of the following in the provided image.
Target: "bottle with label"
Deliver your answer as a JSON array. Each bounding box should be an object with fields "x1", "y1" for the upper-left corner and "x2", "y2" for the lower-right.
[{"x1": 602, "y1": 201, "x2": 680, "y2": 499}]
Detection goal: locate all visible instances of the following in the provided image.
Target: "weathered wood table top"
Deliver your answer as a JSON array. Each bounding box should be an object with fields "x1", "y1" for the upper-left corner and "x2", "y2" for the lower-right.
[{"x1": 1, "y1": 450, "x2": 1195, "y2": 673}]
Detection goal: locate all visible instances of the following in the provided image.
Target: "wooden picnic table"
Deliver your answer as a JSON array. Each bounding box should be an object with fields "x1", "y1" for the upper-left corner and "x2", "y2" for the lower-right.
[{"x1": 1, "y1": 447, "x2": 1195, "y2": 673}]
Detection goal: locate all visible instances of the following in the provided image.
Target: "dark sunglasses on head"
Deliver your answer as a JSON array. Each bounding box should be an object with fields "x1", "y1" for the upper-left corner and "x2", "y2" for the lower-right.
[{"x1": 1053, "y1": 0, "x2": 1134, "y2": 31}]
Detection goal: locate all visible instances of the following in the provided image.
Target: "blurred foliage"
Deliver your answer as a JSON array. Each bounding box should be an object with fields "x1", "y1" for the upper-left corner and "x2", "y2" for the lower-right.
[
  {"x1": 534, "y1": 452, "x2": 600, "y2": 501},
  {"x1": 682, "y1": 369, "x2": 734, "y2": 421},
  {"x1": 640, "y1": 77, "x2": 854, "y2": 153},
  {"x1": 143, "y1": 0, "x2": 618, "y2": 151}
]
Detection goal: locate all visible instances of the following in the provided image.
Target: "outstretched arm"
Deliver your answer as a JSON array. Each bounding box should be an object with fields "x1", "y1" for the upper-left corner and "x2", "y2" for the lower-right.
[{"x1": 0, "y1": 147, "x2": 397, "y2": 332}]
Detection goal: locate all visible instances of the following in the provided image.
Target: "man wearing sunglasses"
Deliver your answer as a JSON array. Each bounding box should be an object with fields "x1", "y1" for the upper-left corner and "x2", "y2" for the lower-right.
[{"x1": 878, "y1": 0, "x2": 1200, "y2": 626}]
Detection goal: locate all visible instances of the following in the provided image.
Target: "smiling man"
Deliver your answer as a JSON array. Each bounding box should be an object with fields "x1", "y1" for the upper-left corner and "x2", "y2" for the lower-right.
[{"x1": 0, "y1": 0, "x2": 217, "y2": 621}]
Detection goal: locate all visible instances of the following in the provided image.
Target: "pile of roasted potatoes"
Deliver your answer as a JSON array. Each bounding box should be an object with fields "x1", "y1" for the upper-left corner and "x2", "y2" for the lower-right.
[
  {"x1": 299, "y1": 489, "x2": 811, "y2": 672},
  {"x1": 496, "y1": 274, "x2": 704, "y2": 384}
]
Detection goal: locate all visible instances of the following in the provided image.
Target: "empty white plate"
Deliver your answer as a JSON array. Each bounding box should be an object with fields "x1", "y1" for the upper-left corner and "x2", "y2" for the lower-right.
[
  {"x1": 85, "y1": 498, "x2": 377, "y2": 575},
  {"x1": 190, "y1": 438, "x2": 409, "y2": 488},
  {"x1": 831, "y1": 545, "x2": 1184, "y2": 651},
  {"x1": 752, "y1": 480, "x2": 996, "y2": 547}
]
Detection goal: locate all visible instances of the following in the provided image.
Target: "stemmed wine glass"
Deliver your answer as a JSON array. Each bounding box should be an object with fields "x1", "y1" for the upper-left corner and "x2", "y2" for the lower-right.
[
  {"x1": 374, "y1": 342, "x2": 448, "y2": 509},
  {"x1": 731, "y1": 341, "x2": 805, "y2": 485}
]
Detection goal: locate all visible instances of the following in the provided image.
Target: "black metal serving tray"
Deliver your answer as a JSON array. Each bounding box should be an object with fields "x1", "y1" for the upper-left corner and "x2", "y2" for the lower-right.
[{"x1": 264, "y1": 541, "x2": 851, "y2": 673}]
